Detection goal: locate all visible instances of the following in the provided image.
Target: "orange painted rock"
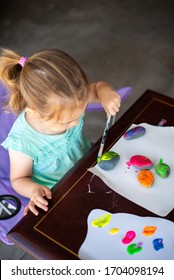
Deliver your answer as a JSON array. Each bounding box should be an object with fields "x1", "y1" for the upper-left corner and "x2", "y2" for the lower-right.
[{"x1": 138, "y1": 169, "x2": 154, "y2": 187}]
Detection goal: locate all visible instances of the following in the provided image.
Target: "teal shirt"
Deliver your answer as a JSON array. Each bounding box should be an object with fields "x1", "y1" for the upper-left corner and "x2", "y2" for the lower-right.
[{"x1": 1, "y1": 111, "x2": 91, "y2": 188}]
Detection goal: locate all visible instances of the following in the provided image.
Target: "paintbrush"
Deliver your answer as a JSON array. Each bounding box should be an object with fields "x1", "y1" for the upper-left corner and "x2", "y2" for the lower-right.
[{"x1": 97, "y1": 114, "x2": 115, "y2": 161}]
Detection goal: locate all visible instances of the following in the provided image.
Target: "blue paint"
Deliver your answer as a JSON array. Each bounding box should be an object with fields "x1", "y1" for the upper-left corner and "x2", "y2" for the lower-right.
[{"x1": 153, "y1": 238, "x2": 164, "y2": 251}]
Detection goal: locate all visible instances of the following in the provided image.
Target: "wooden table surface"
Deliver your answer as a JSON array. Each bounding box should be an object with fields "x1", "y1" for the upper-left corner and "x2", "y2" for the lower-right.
[{"x1": 7, "y1": 90, "x2": 174, "y2": 259}]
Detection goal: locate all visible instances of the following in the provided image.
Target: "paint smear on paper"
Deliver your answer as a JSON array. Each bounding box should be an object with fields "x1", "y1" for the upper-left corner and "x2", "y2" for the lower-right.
[
  {"x1": 142, "y1": 226, "x2": 157, "y2": 236},
  {"x1": 122, "y1": 230, "x2": 136, "y2": 244},
  {"x1": 127, "y1": 243, "x2": 143, "y2": 255},
  {"x1": 92, "y1": 214, "x2": 111, "y2": 228},
  {"x1": 153, "y1": 238, "x2": 164, "y2": 251},
  {"x1": 109, "y1": 228, "x2": 119, "y2": 235}
]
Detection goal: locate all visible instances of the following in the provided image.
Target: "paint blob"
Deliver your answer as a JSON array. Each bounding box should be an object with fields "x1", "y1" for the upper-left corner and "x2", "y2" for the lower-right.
[
  {"x1": 122, "y1": 230, "x2": 136, "y2": 244},
  {"x1": 142, "y1": 226, "x2": 157, "y2": 236},
  {"x1": 127, "y1": 243, "x2": 143, "y2": 255},
  {"x1": 153, "y1": 238, "x2": 164, "y2": 251},
  {"x1": 109, "y1": 228, "x2": 119, "y2": 235},
  {"x1": 92, "y1": 213, "x2": 111, "y2": 228}
]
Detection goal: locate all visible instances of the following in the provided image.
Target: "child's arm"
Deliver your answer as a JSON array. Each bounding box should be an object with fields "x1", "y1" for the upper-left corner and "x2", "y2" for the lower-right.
[
  {"x1": 9, "y1": 149, "x2": 52, "y2": 216},
  {"x1": 88, "y1": 81, "x2": 121, "y2": 116}
]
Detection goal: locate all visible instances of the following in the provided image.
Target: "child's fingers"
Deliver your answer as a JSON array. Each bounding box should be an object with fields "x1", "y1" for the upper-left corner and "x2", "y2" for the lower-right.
[
  {"x1": 103, "y1": 96, "x2": 121, "y2": 116},
  {"x1": 28, "y1": 203, "x2": 40, "y2": 216},
  {"x1": 34, "y1": 200, "x2": 49, "y2": 212},
  {"x1": 105, "y1": 103, "x2": 120, "y2": 116},
  {"x1": 36, "y1": 195, "x2": 49, "y2": 205},
  {"x1": 24, "y1": 202, "x2": 39, "y2": 216},
  {"x1": 43, "y1": 186, "x2": 52, "y2": 200},
  {"x1": 23, "y1": 205, "x2": 29, "y2": 216},
  {"x1": 24, "y1": 186, "x2": 52, "y2": 216}
]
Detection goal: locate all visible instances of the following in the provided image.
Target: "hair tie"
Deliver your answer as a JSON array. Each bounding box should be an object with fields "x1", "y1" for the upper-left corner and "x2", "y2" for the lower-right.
[{"x1": 18, "y1": 56, "x2": 28, "y2": 68}]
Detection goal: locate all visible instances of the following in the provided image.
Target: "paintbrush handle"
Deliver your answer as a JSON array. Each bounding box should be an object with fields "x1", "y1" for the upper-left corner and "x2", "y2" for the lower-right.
[{"x1": 97, "y1": 114, "x2": 112, "y2": 159}]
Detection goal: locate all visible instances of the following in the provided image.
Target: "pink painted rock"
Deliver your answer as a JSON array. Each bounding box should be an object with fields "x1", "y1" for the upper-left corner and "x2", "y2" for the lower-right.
[{"x1": 129, "y1": 155, "x2": 153, "y2": 170}]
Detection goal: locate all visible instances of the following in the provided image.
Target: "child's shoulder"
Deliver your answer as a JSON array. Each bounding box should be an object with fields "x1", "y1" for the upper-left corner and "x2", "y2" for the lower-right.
[{"x1": 10, "y1": 111, "x2": 26, "y2": 132}]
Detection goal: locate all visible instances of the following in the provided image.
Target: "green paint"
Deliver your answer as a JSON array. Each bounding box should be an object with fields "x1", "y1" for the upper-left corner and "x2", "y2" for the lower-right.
[
  {"x1": 127, "y1": 243, "x2": 142, "y2": 255},
  {"x1": 98, "y1": 151, "x2": 119, "y2": 163}
]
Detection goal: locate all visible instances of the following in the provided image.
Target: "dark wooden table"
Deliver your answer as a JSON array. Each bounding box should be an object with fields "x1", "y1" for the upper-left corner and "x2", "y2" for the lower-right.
[{"x1": 7, "y1": 90, "x2": 174, "y2": 259}]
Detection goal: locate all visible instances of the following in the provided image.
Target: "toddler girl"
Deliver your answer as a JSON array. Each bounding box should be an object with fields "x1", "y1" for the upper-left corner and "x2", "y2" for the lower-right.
[{"x1": 0, "y1": 48, "x2": 121, "y2": 216}]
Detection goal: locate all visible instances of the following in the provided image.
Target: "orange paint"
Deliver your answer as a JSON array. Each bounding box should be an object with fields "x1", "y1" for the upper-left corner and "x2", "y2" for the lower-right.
[{"x1": 142, "y1": 226, "x2": 157, "y2": 236}]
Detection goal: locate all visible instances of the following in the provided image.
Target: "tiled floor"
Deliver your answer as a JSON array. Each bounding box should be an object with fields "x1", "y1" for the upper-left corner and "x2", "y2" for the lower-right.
[{"x1": 0, "y1": 0, "x2": 174, "y2": 259}]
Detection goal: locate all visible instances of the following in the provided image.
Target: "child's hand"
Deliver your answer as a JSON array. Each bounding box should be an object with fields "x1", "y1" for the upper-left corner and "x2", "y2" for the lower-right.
[
  {"x1": 89, "y1": 82, "x2": 121, "y2": 117},
  {"x1": 98, "y1": 87, "x2": 121, "y2": 116},
  {"x1": 24, "y1": 185, "x2": 52, "y2": 216}
]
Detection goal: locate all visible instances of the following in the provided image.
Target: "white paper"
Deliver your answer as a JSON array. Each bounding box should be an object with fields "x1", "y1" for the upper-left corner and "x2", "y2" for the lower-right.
[
  {"x1": 78, "y1": 209, "x2": 174, "y2": 260},
  {"x1": 88, "y1": 123, "x2": 174, "y2": 216}
]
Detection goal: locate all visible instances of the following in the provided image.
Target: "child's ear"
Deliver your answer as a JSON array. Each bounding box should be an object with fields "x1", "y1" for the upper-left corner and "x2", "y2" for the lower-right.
[{"x1": 26, "y1": 107, "x2": 40, "y2": 118}]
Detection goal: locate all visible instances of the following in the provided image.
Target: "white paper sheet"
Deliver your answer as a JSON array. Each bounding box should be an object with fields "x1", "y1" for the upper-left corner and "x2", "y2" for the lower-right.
[
  {"x1": 78, "y1": 209, "x2": 174, "y2": 260},
  {"x1": 88, "y1": 123, "x2": 174, "y2": 216}
]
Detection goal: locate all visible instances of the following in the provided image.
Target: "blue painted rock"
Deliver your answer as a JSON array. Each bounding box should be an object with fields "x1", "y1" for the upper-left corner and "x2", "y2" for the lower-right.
[
  {"x1": 98, "y1": 151, "x2": 120, "y2": 171},
  {"x1": 156, "y1": 159, "x2": 170, "y2": 178},
  {"x1": 129, "y1": 155, "x2": 153, "y2": 170},
  {"x1": 123, "y1": 126, "x2": 146, "y2": 140}
]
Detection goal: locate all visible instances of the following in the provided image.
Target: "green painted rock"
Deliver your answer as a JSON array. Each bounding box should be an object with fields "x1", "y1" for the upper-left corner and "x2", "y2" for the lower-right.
[
  {"x1": 98, "y1": 151, "x2": 120, "y2": 171},
  {"x1": 156, "y1": 158, "x2": 170, "y2": 178}
]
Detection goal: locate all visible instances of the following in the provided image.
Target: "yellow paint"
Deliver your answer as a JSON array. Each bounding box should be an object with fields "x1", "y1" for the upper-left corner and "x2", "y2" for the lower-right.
[{"x1": 109, "y1": 228, "x2": 119, "y2": 235}]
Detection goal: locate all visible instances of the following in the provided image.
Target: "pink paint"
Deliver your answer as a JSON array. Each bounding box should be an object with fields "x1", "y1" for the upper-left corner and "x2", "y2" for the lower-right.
[
  {"x1": 122, "y1": 230, "x2": 136, "y2": 244},
  {"x1": 157, "y1": 119, "x2": 167, "y2": 126}
]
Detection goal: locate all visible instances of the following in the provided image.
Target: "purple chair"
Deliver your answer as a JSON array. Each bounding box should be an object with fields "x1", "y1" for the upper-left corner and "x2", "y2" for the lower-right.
[
  {"x1": 0, "y1": 82, "x2": 132, "y2": 244},
  {"x1": 0, "y1": 83, "x2": 29, "y2": 244}
]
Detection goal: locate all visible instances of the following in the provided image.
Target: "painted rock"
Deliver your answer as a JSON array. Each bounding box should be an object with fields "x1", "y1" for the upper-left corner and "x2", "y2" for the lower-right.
[
  {"x1": 98, "y1": 151, "x2": 120, "y2": 171},
  {"x1": 123, "y1": 126, "x2": 146, "y2": 140},
  {"x1": 138, "y1": 169, "x2": 154, "y2": 187},
  {"x1": 129, "y1": 155, "x2": 153, "y2": 170},
  {"x1": 156, "y1": 158, "x2": 170, "y2": 178}
]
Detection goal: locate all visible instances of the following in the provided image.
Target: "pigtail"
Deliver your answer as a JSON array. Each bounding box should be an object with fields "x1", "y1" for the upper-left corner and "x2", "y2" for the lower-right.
[{"x1": 0, "y1": 48, "x2": 27, "y2": 114}]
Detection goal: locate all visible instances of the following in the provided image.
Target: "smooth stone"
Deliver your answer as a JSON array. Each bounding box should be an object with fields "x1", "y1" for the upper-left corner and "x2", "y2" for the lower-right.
[
  {"x1": 156, "y1": 159, "x2": 170, "y2": 178},
  {"x1": 98, "y1": 151, "x2": 120, "y2": 171},
  {"x1": 123, "y1": 126, "x2": 146, "y2": 140},
  {"x1": 129, "y1": 155, "x2": 153, "y2": 170}
]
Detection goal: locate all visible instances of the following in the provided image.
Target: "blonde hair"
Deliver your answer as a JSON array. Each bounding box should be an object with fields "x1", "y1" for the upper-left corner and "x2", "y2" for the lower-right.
[{"x1": 0, "y1": 48, "x2": 89, "y2": 119}]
